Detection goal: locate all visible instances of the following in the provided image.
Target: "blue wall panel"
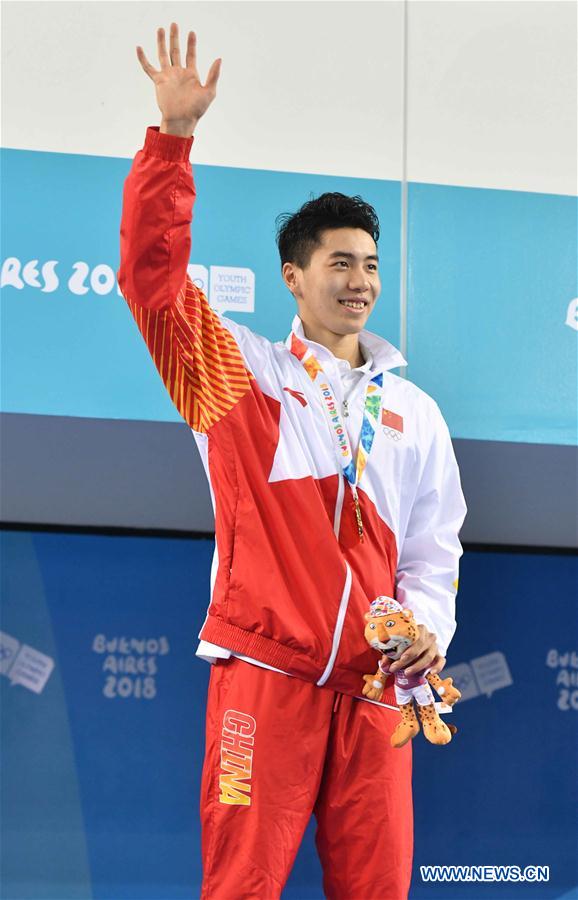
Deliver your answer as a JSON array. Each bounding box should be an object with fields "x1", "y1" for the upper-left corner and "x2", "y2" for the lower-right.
[
  {"x1": 1, "y1": 531, "x2": 576, "y2": 899},
  {"x1": 407, "y1": 184, "x2": 577, "y2": 445}
]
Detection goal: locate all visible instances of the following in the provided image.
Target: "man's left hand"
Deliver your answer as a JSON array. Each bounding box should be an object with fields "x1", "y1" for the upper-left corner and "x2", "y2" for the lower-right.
[{"x1": 389, "y1": 625, "x2": 445, "y2": 676}]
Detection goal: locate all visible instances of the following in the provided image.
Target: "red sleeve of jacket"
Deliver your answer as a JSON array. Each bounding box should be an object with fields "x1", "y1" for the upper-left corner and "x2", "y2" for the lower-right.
[{"x1": 116, "y1": 127, "x2": 252, "y2": 433}]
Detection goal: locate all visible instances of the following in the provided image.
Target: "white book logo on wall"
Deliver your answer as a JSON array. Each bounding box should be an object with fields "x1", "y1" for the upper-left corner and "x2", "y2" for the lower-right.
[
  {"x1": 0, "y1": 631, "x2": 55, "y2": 694},
  {"x1": 443, "y1": 651, "x2": 513, "y2": 702},
  {"x1": 187, "y1": 264, "x2": 255, "y2": 315}
]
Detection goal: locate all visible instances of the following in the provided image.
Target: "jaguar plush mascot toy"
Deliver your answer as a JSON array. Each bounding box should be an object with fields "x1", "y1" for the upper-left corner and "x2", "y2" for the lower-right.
[{"x1": 362, "y1": 596, "x2": 461, "y2": 748}]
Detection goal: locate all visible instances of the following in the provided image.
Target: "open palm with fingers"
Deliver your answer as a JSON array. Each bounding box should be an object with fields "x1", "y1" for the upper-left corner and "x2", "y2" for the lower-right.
[{"x1": 136, "y1": 23, "x2": 221, "y2": 133}]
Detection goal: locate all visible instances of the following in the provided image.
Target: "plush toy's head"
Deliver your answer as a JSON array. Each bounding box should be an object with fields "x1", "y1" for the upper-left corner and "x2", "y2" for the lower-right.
[{"x1": 364, "y1": 596, "x2": 418, "y2": 660}]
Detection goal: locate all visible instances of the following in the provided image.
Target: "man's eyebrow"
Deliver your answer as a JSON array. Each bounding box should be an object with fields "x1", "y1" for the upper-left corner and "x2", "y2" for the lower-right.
[{"x1": 327, "y1": 251, "x2": 379, "y2": 262}]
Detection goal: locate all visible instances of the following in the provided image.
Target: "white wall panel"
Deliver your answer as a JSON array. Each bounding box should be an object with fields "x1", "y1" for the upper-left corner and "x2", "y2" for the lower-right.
[
  {"x1": 3, "y1": 1, "x2": 575, "y2": 192},
  {"x1": 1, "y1": 0, "x2": 405, "y2": 179},
  {"x1": 406, "y1": 0, "x2": 577, "y2": 194}
]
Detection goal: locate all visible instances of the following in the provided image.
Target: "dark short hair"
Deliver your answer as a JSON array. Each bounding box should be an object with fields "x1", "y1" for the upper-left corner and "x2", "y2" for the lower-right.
[{"x1": 275, "y1": 192, "x2": 380, "y2": 269}]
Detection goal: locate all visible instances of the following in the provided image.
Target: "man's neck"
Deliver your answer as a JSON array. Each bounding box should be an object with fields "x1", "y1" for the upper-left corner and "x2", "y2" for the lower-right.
[{"x1": 300, "y1": 320, "x2": 364, "y2": 368}]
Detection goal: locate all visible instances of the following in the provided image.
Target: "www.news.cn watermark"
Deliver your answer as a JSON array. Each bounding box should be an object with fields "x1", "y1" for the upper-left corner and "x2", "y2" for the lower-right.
[{"x1": 420, "y1": 865, "x2": 549, "y2": 883}]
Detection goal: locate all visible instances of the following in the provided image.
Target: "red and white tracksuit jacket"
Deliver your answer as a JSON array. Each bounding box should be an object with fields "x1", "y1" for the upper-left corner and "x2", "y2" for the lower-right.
[{"x1": 117, "y1": 126, "x2": 468, "y2": 709}]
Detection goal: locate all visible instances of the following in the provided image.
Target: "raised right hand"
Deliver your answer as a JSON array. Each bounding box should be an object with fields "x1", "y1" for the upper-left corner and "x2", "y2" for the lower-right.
[{"x1": 136, "y1": 23, "x2": 222, "y2": 135}]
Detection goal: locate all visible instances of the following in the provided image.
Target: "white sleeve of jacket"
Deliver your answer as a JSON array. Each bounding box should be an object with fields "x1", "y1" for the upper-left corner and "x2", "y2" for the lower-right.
[{"x1": 395, "y1": 401, "x2": 468, "y2": 659}]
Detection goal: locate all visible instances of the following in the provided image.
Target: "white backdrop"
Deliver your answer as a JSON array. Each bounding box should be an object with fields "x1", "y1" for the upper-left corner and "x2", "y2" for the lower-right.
[{"x1": 2, "y1": 0, "x2": 576, "y2": 193}]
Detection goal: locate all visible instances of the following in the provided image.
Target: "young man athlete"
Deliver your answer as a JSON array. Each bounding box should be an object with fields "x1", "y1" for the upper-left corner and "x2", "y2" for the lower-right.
[{"x1": 118, "y1": 23, "x2": 467, "y2": 900}]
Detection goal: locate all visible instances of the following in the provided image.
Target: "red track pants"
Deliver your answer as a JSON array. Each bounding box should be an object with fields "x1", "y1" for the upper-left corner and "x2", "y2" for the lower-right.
[{"x1": 200, "y1": 657, "x2": 413, "y2": 899}]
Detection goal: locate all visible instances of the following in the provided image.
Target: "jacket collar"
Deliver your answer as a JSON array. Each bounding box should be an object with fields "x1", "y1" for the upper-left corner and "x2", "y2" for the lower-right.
[{"x1": 285, "y1": 315, "x2": 407, "y2": 373}]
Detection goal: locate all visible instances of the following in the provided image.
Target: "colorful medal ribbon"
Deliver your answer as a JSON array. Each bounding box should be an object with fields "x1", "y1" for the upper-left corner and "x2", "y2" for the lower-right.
[{"x1": 290, "y1": 334, "x2": 383, "y2": 541}]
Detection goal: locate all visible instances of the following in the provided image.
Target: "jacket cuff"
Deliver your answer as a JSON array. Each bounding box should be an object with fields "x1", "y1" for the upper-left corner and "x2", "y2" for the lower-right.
[{"x1": 143, "y1": 125, "x2": 195, "y2": 162}]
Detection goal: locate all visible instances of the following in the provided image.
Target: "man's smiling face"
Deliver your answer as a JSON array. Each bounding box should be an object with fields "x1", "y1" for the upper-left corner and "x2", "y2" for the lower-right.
[{"x1": 282, "y1": 227, "x2": 381, "y2": 342}]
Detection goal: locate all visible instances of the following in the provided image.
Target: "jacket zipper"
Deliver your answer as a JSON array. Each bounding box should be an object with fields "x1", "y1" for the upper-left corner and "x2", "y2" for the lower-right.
[
  {"x1": 317, "y1": 561, "x2": 352, "y2": 686},
  {"x1": 332, "y1": 471, "x2": 345, "y2": 537},
  {"x1": 317, "y1": 369, "x2": 378, "y2": 686},
  {"x1": 316, "y1": 473, "x2": 350, "y2": 686}
]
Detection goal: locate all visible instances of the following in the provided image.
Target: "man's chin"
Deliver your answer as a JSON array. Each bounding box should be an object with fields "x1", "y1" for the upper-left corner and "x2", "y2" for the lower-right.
[{"x1": 331, "y1": 319, "x2": 367, "y2": 335}]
